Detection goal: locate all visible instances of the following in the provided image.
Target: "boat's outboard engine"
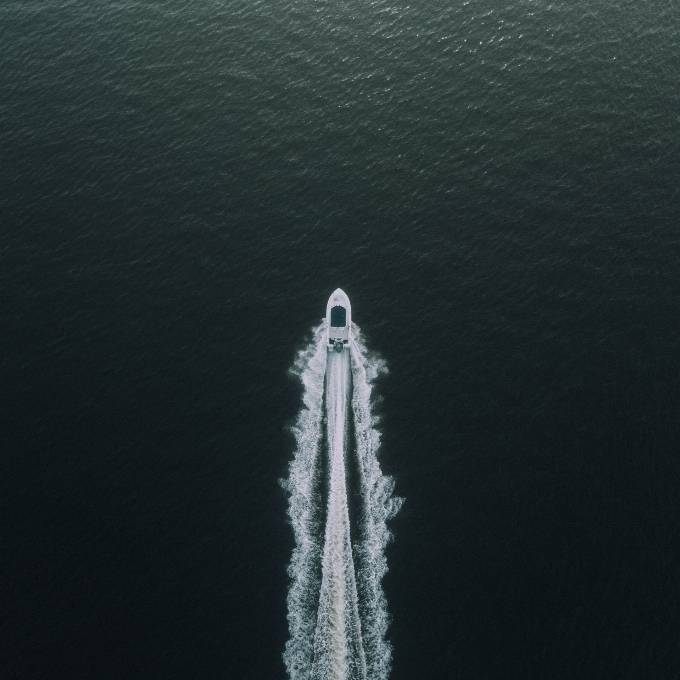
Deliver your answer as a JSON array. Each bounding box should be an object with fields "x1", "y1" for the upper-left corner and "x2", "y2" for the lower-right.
[{"x1": 334, "y1": 339, "x2": 343, "y2": 353}]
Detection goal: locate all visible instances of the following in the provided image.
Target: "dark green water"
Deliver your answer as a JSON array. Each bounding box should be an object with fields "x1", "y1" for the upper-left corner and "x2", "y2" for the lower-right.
[{"x1": 2, "y1": 0, "x2": 679, "y2": 678}]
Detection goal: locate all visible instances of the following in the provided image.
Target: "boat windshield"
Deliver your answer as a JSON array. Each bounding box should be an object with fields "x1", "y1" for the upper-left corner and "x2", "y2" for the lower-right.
[{"x1": 330, "y1": 305, "x2": 347, "y2": 327}]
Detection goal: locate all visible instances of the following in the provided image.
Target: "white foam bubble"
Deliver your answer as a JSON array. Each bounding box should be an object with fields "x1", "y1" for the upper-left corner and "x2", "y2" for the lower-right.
[
  {"x1": 283, "y1": 321, "x2": 402, "y2": 680},
  {"x1": 282, "y1": 322, "x2": 328, "y2": 680},
  {"x1": 350, "y1": 324, "x2": 403, "y2": 680},
  {"x1": 311, "y1": 349, "x2": 366, "y2": 680}
]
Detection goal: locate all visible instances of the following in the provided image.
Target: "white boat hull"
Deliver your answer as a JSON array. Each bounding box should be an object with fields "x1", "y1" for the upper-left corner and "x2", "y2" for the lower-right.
[{"x1": 326, "y1": 289, "x2": 351, "y2": 352}]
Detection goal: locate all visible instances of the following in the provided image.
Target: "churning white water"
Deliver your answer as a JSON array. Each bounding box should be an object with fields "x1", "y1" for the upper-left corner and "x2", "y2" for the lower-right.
[{"x1": 283, "y1": 322, "x2": 402, "y2": 680}]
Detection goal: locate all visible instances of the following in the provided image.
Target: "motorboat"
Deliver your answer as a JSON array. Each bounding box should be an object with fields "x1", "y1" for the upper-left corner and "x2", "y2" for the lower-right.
[{"x1": 326, "y1": 288, "x2": 351, "y2": 352}]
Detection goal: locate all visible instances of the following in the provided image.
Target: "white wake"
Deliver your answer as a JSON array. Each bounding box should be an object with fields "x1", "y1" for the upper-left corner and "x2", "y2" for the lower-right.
[{"x1": 283, "y1": 322, "x2": 402, "y2": 680}]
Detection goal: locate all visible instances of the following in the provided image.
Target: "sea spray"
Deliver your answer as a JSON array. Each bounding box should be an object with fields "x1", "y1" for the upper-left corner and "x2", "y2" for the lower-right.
[
  {"x1": 282, "y1": 322, "x2": 328, "y2": 680},
  {"x1": 350, "y1": 324, "x2": 403, "y2": 680},
  {"x1": 283, "y1": 321, "x2": 402, "y2": 680},
  {"x1": 311, "y1": 349, "x2": 367, "y2": 680}
]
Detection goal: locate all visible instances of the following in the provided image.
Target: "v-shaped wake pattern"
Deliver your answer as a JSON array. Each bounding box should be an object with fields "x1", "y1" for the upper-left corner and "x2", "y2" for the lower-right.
[{"x1": 283, "y1": 322, "x2": 402, "y2": 680}]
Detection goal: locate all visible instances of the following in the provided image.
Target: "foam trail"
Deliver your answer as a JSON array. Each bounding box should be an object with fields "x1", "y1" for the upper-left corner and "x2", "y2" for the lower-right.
[
  {"x1": 311, "y1": 349, "x2": 366, "y2": 680},
  {"x1": 350, "y1": 324, "x2": 403, "y2": 680},
  {"x1": 284, "y1": 321, "x2": 401, "y2": 680},
  {"x1": 282, "y1": 322, "x2": 328, "y2": 680}
]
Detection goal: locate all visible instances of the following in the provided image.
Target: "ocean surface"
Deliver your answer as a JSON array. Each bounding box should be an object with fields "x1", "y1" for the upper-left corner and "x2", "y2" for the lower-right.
[{"x1": 2, "y1": 0, "x2": 679, "y2": 678}]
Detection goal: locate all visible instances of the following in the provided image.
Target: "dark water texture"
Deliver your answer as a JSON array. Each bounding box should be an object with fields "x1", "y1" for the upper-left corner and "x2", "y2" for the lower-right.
[{"x1": 1, "y1": 0, "x2": 679, "y2": 678}]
